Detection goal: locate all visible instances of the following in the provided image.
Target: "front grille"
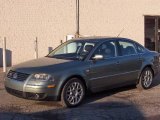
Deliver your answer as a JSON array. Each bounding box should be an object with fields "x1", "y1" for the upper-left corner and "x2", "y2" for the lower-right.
[
  {"x1": 6, "y1": 87, "x2": 23, "y2": 97},
  {"x1": 26, "y1": 93, "x2": 45, "y2": 99},
  {"x1": 7, "y1": 70, "x2": 30, "y2": 81}
]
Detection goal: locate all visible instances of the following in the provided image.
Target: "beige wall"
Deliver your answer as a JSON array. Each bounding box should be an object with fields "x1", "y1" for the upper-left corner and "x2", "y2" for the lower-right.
[
  {"x1": 80, "y1": 0, "x2": 160, "y2": 44},
  {"x1": 0, "y1": 0, "x2": 76, "y2": 66},
  {"x1": 0, "y1": 0, "x2": 160, "y2": 65}
]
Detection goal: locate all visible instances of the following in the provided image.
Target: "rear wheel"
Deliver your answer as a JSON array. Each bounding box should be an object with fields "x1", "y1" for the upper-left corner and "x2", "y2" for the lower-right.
[
  {"x1": 61, "y1": 78, "x2": 85, "y2": 107},
  {"x1": 137, "y1": 67, "x2": 153, "y2": 90}
]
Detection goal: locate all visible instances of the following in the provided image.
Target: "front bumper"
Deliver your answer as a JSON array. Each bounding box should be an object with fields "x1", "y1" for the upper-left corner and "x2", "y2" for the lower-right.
[
  {"x1": 4, "y1": 77, "x2": 59, "y2": 100},
  {"x1": 5, "y1": 87, "x2": 46, "y2": 99}
]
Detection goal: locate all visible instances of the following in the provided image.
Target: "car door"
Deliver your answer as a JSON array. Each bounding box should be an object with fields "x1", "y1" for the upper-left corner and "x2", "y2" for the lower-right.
[
  {"x1": 87, "y1": 40, "x2": 120, "y2": 92},
  {"x1": 115, "y1": 39, "x2": 142, "y2": 84}
]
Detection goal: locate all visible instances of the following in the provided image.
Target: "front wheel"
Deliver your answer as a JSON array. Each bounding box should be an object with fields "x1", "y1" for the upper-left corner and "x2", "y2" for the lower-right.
[
  {"x1": 137, "y1": 67, "x2": 154, "y2": 90},
  {"x1": 61, "y1": 78, "x2": 85, "y2": 107}
]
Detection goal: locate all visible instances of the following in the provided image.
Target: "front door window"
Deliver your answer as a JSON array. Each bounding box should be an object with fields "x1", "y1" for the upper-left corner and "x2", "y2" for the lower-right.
[{"x1": 92, "y1": 41, "x2": 117, "y2": 59}]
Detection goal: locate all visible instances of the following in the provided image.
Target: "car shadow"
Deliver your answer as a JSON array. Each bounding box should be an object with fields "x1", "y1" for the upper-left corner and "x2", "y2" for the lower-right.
[
  {"x1": 0, "y1": 101, "x2": 145, "y2": 120},
  {"x1": 31, "y1": 101, "x2": 145, "y2": 120},
  {"x1": 83, "y1": 85, "x2": 136, "y2": 104}
]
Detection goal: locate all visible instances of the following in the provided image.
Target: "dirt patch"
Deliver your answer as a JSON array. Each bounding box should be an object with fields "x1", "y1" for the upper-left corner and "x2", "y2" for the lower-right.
[{"x1": 0, "y1": 105, "x2": 22, "y2": 113}]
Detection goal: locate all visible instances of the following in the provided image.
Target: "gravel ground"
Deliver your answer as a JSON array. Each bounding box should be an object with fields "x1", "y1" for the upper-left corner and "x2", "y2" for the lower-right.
[{"x1": 0, "y1": 71, "x2": 160, "y2": 120}]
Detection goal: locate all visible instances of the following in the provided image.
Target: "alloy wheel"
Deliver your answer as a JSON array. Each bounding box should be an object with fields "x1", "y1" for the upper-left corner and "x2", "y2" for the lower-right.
[
  {"x1": 66, "y1": 82, "x2": 84, "y2": 105},
  {"x1": 142, "y1": 70, "x2": 153, "y2": 88}
]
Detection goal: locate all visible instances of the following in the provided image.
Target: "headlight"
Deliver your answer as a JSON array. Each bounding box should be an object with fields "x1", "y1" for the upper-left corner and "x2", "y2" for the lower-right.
[{"x1": 31, "y1": 73, "x2": 53, "y2": 81}]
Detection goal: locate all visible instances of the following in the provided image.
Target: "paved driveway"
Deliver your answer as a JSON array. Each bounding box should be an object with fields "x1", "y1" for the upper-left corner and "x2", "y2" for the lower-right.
[{"x1": 0, "y1": 72, "x2": 160, "y2": 120}]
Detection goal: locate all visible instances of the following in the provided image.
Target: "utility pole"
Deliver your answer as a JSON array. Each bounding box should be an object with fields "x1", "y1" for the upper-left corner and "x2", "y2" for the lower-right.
[
  {"x1": 34, "y1": 37, "x2": 38, "y2": 59},
  {"x1": 75, "y1": 0, "x2": 79, "y2": 38}
]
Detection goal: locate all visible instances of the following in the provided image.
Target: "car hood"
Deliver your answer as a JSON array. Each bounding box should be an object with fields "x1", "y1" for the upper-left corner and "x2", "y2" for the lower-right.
[{"x1": 11, "y1": 57, "x2": 75, "y2": 74}]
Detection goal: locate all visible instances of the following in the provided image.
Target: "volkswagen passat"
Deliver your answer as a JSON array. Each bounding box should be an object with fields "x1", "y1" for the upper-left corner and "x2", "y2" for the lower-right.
[{"x1": 5, "y1": 37, "x2": 160, "y2": 107}]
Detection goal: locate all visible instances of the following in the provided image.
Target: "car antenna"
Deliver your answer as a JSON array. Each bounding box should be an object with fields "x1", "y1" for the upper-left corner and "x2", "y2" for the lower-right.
[{"x1": 117, "y1": 28, "x2": 124, "y2": 37}]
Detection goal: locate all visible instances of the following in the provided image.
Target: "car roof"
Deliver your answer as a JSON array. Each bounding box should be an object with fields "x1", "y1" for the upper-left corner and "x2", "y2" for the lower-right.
[{"x1": 71, "y1": 36, "x2": 130, "y2": 42}]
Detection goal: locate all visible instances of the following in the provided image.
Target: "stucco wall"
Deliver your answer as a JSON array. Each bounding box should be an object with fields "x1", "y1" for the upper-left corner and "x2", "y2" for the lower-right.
[
  {"x1": 0, "y1": 0, "x2": 76, "y2": 65},
  {"x1": 0, "y1": 0, "x2": 160, "y2": 65},
  {"x1": 80, "y1": 0, "x2": 160, "y2": 44}
]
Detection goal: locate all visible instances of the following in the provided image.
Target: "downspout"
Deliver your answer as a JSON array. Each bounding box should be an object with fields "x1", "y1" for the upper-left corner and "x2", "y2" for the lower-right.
[
  {"x1": 75, "y1": 0, "x2": 79, "y2": 38},
  {"x1": 3, "y1": 37, "x2": 6, "y2": 72}
]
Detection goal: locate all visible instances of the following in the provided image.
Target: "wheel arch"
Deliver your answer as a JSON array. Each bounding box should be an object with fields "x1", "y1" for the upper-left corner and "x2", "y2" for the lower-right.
[
  {"x1": 137, "y1": 64, "x2": 154, "y2": 84},
  {"x1": 57, "y1": 74, "x2": 88, "y2": 100}
]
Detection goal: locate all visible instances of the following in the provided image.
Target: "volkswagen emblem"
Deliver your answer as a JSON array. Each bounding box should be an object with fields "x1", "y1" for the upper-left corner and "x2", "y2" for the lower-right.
[{"x1": 13, "y1": 73, "x2": 18, "y2": 79}]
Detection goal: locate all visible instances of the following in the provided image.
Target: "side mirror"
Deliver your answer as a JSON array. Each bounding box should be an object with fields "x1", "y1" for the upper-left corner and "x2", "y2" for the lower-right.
[{"x1": 92, "y1": 54, "x2": 104, "y2": 60}]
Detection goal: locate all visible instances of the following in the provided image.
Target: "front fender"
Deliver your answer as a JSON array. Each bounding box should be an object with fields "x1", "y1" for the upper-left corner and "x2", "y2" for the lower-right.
[{"x1": 54, "y1": 69, "x2": 89, "y2": 99}]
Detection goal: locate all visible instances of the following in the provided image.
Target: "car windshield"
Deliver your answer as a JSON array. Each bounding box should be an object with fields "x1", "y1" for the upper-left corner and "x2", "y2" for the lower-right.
[{"x1": 47, "y1": 41, "x2": 96, "y2": 60}]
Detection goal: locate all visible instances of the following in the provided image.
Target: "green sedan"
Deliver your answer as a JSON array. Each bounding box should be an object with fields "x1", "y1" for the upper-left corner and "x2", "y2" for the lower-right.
[{"x1": 5, "y1": 37, "x2": 160, "y2": 107}]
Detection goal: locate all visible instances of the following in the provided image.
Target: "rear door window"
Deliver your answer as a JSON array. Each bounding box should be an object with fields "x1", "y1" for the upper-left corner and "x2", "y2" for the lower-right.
[
  {"x1": 119, "y1": 41, "x2": 137, "y2": 56},
  {"x1": 136, "y1": 43, "x2": 145, "y2": 53}
]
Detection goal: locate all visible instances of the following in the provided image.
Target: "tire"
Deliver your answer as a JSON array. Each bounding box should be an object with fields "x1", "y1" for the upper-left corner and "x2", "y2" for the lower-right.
[
  {"x1": 137, "y1": 67, "x2": 154, "y2": 90},
  {"x1": 61, "y1": 78, "x2": 85, "y2": 107}
]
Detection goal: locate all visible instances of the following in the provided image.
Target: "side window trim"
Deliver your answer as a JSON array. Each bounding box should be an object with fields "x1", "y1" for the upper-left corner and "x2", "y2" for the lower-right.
[
  {"x1": 116, "y1": 40, "x2": 122, "y2": 56},
  {"x1": 133, "y1": 42, "x2": 138, "y2": 54}
]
